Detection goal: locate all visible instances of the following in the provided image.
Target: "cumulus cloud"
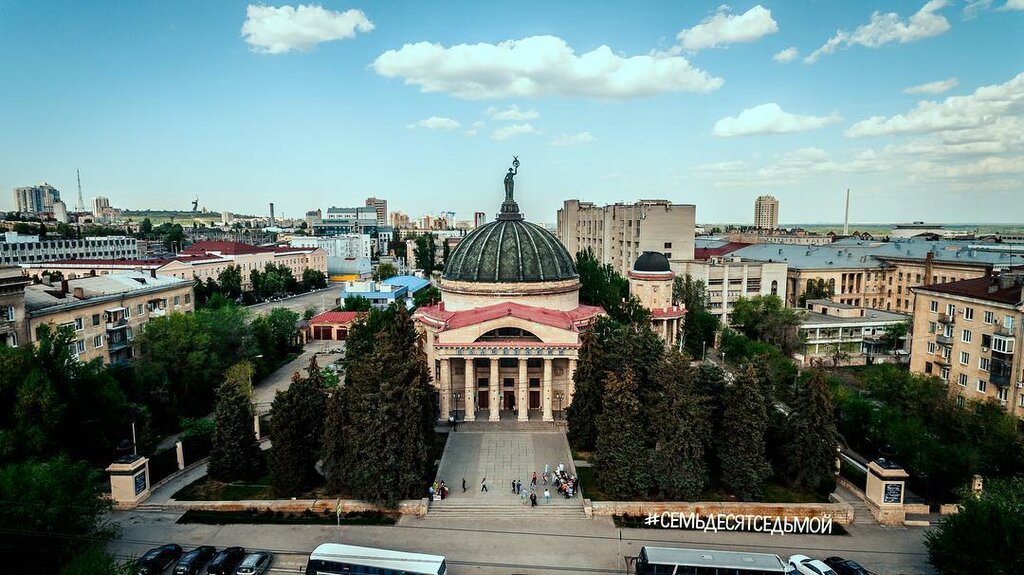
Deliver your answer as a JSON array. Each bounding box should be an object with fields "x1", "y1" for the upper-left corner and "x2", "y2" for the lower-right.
[
  {"x1": 241, "y1": 4, "x2": 373, "y2": 54},
  {"x1": 486, "y1": 105, "x2": 539, "y2": 121},
  {"x1": 963, "y1": 0, "x2": 993, "y2": 19},
  {"x1": 846, "y1": 71, "x2": 1023, "y2": 137},
  {"x1": 804, "y1": 0, "x2": 950, "y2": 63},
  {"x1": 549, "y1": 132, "x2": 595, "y2": 146},
  {"x1": 371, "y1": 35, "x2": 723, "y2": 100},
  {"x1": 712, "y1": 103, "x2": 842, "y2": 137},
  {"x1": 1000, "y1": 0, "x2": 1024, "y2": 9},
  {"x1": 491, "y1": 123, "x2": 539, "y2": 141},
  {"x1": 676, "y1": 5, "x2": 779, "y2": 51},
  {"x1": 773, "y1": 47, "x2": 799, "y2": 63},
  {"x1": 903, "y1": 78, "x2": 959, "y2": 94},
  {"x1": 406, "y1": 116, "x2": 460, "y2": 131}
]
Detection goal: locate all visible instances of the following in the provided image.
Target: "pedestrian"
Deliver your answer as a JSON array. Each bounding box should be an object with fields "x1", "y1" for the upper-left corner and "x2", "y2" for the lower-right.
[
  {"x1": 531, "y1": 471, "x2": 537, "y2": 487},
  {"x1": 520, "y1": 486, "x2": 527, "y2": 505},
  {"x1": 462, "y1": 478, "x2": 466, "y2": 493},
  {"x1": 511, "y1": 479, "x2": 516, "y2": 494},
  {"x1": 516, "y1": 479, "x2": 522, "y2": 494},
  {"x1": 542, "y1": 472, "x2": 548, "y2": 486},
  {"x1": 530, "y1": 492, "x2": 537, "y2": 507},
  {"x1": 480, "y1": 477, "x2": 488, "y2": 492},
  {"x1": 544, "y1": 463, "x2": 549, "y2": 475},
  {"x1": 544, "y1": 488, "x2": 551, "y2": 504}
]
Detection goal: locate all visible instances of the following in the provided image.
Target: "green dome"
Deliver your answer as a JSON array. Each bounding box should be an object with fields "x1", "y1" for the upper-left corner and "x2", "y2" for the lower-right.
[{"x1": 443, "y1": 218, "x2": 577, "y2": 283}]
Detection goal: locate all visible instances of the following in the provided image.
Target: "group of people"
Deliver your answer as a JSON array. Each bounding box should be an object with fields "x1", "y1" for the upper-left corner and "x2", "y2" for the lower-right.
[
  {"x1": 549, "y1": 462, "x2": 578, "y2": 499},
  {"x1": 428, "y1": 480, "x2": 449, "y2": 500},
  {"x1": 508, "y1": 462, "x2": 578, "y2": 507}
]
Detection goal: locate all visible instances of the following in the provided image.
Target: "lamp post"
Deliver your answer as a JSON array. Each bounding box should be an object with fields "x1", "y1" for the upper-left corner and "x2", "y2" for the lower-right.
[
  {"x1": 453, "y1": 392, "x2": 461, "y2": 421},
  {"x1": 555, "y1": 393, "x2": 564, "y2": 420}
]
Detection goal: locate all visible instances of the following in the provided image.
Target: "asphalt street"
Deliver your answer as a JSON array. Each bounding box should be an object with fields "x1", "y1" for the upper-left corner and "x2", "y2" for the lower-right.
[{"x1": 248, "y1": 285, "x2": 341, "y2": 317}]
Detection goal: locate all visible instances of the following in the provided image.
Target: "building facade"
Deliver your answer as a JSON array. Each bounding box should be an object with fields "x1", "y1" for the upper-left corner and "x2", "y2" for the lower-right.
[
  {"x1": 754, "y1": 195, "x2": 779, "y2": 230},
  {"x1": 628, "y1": 252, "x2": 685, "y2": 347},
  {"x1": 909, "y1": 272, "x2": 1023, "y2": 417},
  {"x1": 556, "y1": 199, "x2": 696, "y2": 277},
  {"x1": 0, "y1": 266, "x2": 32, "y2": 347},
  {"x1": 674, "y1": 256, "x2": 787, "y2": 324},
  {"x1": 798, "y1": 299, "x2": 909, "y2": 364},
  {"x1": 291, "y1": 235, "x2": 373, "y2": 275},
  {"x1": 365, "y1": 197, "x2": 388, "y2": 227},
  {"x1": 13, "y1": 183, "x2": 60, "y2": 215},
  {"x1": 1, "y1": 232, "x2": 138, "y2": 266}
]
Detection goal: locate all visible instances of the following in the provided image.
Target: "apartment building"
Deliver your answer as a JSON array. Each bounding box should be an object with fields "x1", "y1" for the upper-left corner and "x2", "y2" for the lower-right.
[
  {"x1": 556, "y1": 199, "x2": 696, "y2": 277},
  {"x1": 0, "y1": 266, "x2": 32, "y2": 347},
  {"x1": 22, "y1": 272, "x2": 194, "y2": 364},
  {"x1": 754, "y1": 195, "x2": 779, "y2": 230},
  {"x1": 798, "y1": 299, "x2": 909, "y2": 364},
  {"x1": 910, "y1": 271, "x2": 1024, "y2": 417},
  {"x1": 291, "y1": 235, "x2": 373, "y2": 278},
  {"x1": 365, "y1": 197, "x2": 388, "y2": 227},
  {"x1": 0, "y1": 232, "x2": 138, "y2": 266},
  {"x1": 13, "y1": 183, "x2": 60, "y2": 215},
  {"x1": 674, "y1": 256, "x2": 788, "y2": 324}
]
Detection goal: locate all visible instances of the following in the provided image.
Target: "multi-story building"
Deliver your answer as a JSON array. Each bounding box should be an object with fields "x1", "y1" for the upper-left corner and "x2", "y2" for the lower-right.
[
  {"x1": 390, "y1": 211, "x2": 410, "y2": 229},
  {"x1": 13, "y1": 183, "x2": 61, "y2": 215},
  {"x1": 291, "y1": 235, "x2": 372, "y2": 277},
  {"x1": 556, "y1": 199, "x2": 696, "y2": 277},
  {"x1": 93, "y1": 196, "x2": 110, "y2": 217},
  {"x1": 365, "y1": 197, "x2": 388, "y2": 227},
  {"x1": 798, "y1": 299, "x2": 909, "y2": 364},
  {"x1": 910, "y1": 271, "x2": 1024, "y2": 417},
  {"x1": 305, "y1": 209, "x2": 321, "y2": 229},
  {"x1": 674, "y1": 256, "x2": 788, "y2": 324},
  {"x1": 314, "y1": 207, "x2": 379, "y2": 238},
  {"x1": 754, "y1": 195, "x2": 779, "y2": 230},
  {"x1": 725, "y1": 230, "x2": 832, "y2": 246},
  {"x1": 0, "y1": 266, "x2": 32, "y2": 347},
  {"x1": 22, "y1": 272, "x2": 194, "y2": 364},
  {"x1": 0, "y1": 232, "x2": 138, "y2": 266}
]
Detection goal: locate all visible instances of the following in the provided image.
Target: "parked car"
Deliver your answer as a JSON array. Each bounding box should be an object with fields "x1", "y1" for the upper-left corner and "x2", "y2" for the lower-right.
[
  {"x1": 136, "y1": 544, "x2": 183, "y2": 575},
  {"x1": 824, "y1": 556, "x2": 871, "y2": 575},
  {"x1": 234, "y1": 551, "x2": 272, "y2": 575},
  {"x1": 174, "y1": 546, "x2": 216, "y2": 575},
  {"x1": 207, "y1": 547, "x2": 246, "y2": 575},
  {"x1": 789, "y1": 554, "x2": 839, "y2": 575}
]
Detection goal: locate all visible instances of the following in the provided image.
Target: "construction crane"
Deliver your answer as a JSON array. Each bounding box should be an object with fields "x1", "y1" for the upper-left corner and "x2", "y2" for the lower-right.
[{"x1": 191, "y1": 196, "x2": 199, "y2": 212}]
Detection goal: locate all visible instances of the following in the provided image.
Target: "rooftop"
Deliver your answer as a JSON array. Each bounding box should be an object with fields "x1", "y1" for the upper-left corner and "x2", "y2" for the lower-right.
[
  {"x1": 416, "y1": 301, "x2": 603, "y2": 332},
  {"x1": 25, "y1": 272, "x2": 192, "y2": 313},
  {"x1": 382, "y1": 275, "x2": 431, "y2": 292},
  {"x1": 913, "y1": 274, "x2": 1024, "y2": 306},
  {"x1": 801, "y1": 307, "x2": 910, "y2": 326},
  {"x1": 308, "y1": 311, "x2": 364, "y2": 324},
  {"x1": 733, "y1": 237, "x2": 1016, "y2": 271}
]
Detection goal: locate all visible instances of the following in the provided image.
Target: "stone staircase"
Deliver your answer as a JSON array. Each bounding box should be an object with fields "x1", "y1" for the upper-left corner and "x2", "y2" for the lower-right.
[
  {"x1": 450, "y1": 420, "x2": 566, "y2": 432},
  {"x1": 427, "y1": 498, "x2": 586, "y2": 519}
]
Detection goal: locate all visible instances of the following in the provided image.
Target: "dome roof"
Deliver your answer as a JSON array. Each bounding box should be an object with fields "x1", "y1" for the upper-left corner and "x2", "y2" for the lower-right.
[
  {"x1": 443, "y1": 218, "x2": 577, "y2": 283},
  {"x1": 633, "y1": 251, "x2": 671, "y2": 273}
]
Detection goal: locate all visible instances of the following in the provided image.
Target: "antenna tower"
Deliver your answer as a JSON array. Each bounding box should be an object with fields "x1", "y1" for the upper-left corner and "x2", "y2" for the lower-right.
[{"x1": 76, "y1": 169, "x2": 86, "y2": 212}]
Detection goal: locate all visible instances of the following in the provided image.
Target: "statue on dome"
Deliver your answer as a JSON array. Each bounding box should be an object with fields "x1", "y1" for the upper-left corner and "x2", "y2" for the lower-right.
[{"x1": 503, "y1": 156, "x2": 519, "y2": 201}]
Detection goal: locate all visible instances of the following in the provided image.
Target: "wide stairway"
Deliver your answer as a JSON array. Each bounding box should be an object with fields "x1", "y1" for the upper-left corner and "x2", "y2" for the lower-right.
[
  {"x1": 428, "y1": 497, "x2": 586, "y2": 519},
  {"x1": 452, "y1": 420, "x2": 565, "y2": 432}
]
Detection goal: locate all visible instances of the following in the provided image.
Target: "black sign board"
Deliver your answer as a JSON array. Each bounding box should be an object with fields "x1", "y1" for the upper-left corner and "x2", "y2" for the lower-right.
[
  {"x1": 883, "y1": 482, "x2": 902, "y2": 504},
  {"x1": 134, "y1": 471, "x2": 147, "y2": 496}
]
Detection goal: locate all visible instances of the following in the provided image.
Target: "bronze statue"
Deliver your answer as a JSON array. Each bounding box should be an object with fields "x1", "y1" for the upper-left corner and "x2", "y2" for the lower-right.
[{"x1": 503, "y1": 155, "x2": 519, "y2": 201}]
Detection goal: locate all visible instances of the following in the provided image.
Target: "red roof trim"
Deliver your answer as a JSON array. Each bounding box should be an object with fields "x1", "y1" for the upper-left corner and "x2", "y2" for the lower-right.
[
  {"x1": 416, "y1": 302, "x2": 605, "y2": 331},
  {"x1": 309, "y1": 311, "x2": 365, "y2": 324}
]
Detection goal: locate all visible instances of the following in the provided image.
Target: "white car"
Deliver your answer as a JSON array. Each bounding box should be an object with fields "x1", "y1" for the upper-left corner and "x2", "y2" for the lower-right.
[{"x1": 789, "y1": 554, "x2": 838, "y2": 575}]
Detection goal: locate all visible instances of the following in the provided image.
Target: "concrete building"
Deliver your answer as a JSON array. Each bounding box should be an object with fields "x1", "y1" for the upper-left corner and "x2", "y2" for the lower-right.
[
  {"x1": 23, "y1": 271, "x2": 194, "y2": 364},
  {"x1": 365, "y1": 197, "x2": 388, "y2": 227},
  {"x1": 675, "y1": 255, "x2": 788, "y2": 324},
  {"x1": 340, "y1": 275, "x2": 430, "y2": 309},
  {"x1": 0, "y1": 266, "x2": 32, "y2": 347},
  {"x1": 628, "y1": 252, "x2": 684, "y2": 347},
  {"x1": 891, "y1": 222, "x2": 973, "y2": 239},
  {"x1": 13, "y1": 183, "x2": 60, "y2": 215},
  {"x1": 798, "y1": 299, "x2": 909, "y2": 365},
  {"x1": 390, "y1": 211, "x2": 410, "y2": 229},
  {"x1": 725, "y1": 230, "x2": 832, "y2": 246},
  {"x1": 754, "y1": 195, "x2": 779, "y2": 230},
  {"x1": 306, "y1": 311, "x2": 364, "y2": 341},
  {"x1": 291, "y1": 235, "x2": 373, "y2": 276},
  {"x1": 53, "y1": 200, "x2": 69, "y2": 224},
  {"x1": 305, "y1": 209, "x2": 322, "y2": 229},
  {"x1": 556, "y1": 199, "x2": 696, "y2": 277},
  {"x1": 314, "y1": 207, "x2": 379, "y2": 239},
  {"x1": 910, "y1": 271, "x2": 1024, "y2": 417},
  {"x1": 93, "y1": 196, "x2": 111, "y2": 217},
  {"x1": 1, "y1": 232, "x2": 138, "y2": 266}
]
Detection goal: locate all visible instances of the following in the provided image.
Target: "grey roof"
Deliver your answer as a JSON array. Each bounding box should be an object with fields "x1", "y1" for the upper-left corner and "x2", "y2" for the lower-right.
[
  {"x1": 443, "y1": 218, "x2": 576, "y2": 283},
  {"x1": 695, "y1": 237, "x2": 729, "y2": 249},
  {"x1": 25, "y1": 272, "x2": 191, "y2": 313},
  {"x1": 801, "y1": 308, "x2": 910, "y2": 327},
  {"x1": 733, "y1": 237, "x2": 1016, "y2": 271}
]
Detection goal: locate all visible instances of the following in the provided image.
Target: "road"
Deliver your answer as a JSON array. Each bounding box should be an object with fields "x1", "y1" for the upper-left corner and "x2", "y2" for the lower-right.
[
  {"x1": 110, "y1": 512, "x2": 935, "y2": 574},
  {"x1": 248, "y1": 285, "x2": 340, "y2": 317}
]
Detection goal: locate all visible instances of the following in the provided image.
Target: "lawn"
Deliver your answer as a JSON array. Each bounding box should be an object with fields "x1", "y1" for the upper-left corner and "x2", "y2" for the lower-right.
[
  {"x1": 577, "y1": 466, "x2": 829, "y2": 504},
  {"x1": 172, "y1": 471, "x2": 276, "y2": 501}
]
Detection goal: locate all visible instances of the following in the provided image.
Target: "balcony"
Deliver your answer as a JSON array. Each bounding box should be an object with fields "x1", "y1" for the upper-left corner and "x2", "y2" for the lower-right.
[
  {"x1": 934, "y1": 355, "x2": 952, "y2": 366},
  {"x1": 148, "y1": 308, "x2": 166, "y2": 318},
  {"x1": 935, "y1": 334, "x2": 953, "y2": 346},
  {"x1": 994, "y1": 324, "x2": 1016, "y2": 338},
  {"x1": 107, "y1": 338, "x2": 131, "y2": 352},
  {"x1": 991, "y1": 358, "x2": 1012, "y2": 387},
  {"x1": 105, "y1": 318, "x2": 128, "y2": 331},
  {"x1": 938, "y1": 313, "x2": 956, "y2": 325},
  {"x1": 0, "y1": 318, "x2": 14, "y2": 334}
]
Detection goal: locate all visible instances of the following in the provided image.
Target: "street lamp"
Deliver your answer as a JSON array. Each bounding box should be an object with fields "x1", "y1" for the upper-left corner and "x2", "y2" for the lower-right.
[
  {"x1": 453, "y1": 392, "x2": 461, "y2": 421},
  {"x1": 555, "y1": 393, "x2": 564, "y2": 420}
]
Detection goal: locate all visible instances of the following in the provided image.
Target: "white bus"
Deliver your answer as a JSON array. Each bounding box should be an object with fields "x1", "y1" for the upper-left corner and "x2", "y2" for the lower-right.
[
  {"x1": 634, "y1": 546, "x2": 794, "y2": 575},
  {"x1": 304, "y1": 543, "x2": 447, "y2": 575}
]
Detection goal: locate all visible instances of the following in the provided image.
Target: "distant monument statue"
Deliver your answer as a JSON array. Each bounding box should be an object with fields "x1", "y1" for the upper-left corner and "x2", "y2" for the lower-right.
[
  {"x1": 499, "y1": 156, "x2": 523, "y2": 221},
  {"x1": 504, "y1": 156, "x2": 519, "y2": 200}
]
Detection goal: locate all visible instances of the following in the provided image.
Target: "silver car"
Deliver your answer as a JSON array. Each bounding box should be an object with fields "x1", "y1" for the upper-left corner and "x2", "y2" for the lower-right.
[{"x1": 234, "y1": 552, "x2": 271, "y2": 575}]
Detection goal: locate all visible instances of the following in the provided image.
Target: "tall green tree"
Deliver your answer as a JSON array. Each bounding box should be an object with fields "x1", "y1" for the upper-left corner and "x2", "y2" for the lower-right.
[
  {"x1": 719, "y1": 364, "x2": 772, "y2": 500},
  {"x1": 673, "y1": 274, "x2": 708, "y2": 311},
  {"x1": 682, "y1": 309, "x2": 718, "y2": 359},
  {"x1": 799, "y1": 278, "x2": 834, "y2": 307},
  {"x1": 593, "y1": 370, "x2": 652, "y2": 498},
  {"x1": 343, "y1": 295, "x2": 372, "y2": 312},
  {"x1": 413, "y1": 233, "x2": 436, "y2": 273},
  {"x1": 566, "y1": 327, "x2": 605, "y2": 451},
  {"x1": 269, "y1": 357, "x2": 327, "y2": 495},
  {"x1": 782, "y1": 369, "x2": 841, "y2": 490},
  {"x1": 321, "y1": 387, "x2": 348, "y2": 494},
  {"x1": 412, "y1": 285, "x2": 441, "y2": 308},
  {"x1": 302, "y1": 268, "x2": 328, "y2": 291},
  {"x1": 218, "y1": 265, "x2": 242, "y2": 299},
  {"x1": 207, "y1": 379, "x2": 262, "y2": 481},
  {"x1": 925, "y1": 477, "x2": 1024, "y2": 575},
  {"x1": 651, "y1": 352, "x2": 711, "y2": 500},
  {"x1": 731, "y1": 295, "x2": 803, "y2": 354},
  {"x1": 373, "y1": 262, "x2": 398, "y2": 281},
  {"x1": 265, "y1": 307, "x2": 300, "y2": 357}
]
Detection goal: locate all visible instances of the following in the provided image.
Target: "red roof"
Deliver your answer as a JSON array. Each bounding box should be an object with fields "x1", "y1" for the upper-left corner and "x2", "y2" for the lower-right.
[
  {"x1": 651, "y1": 306, "x2": 687, "y2": 319},
  {"x1": 694, "y1": 242, "x2": 749, "y2": 260},
  {"x1": 915, "y1": 275, "x2": 1023, "y2": 305},
  {"x1": 309, "y1": 311, "x2": 364, "y2": 325},
  {"x1": 181, "y1": 241, "x2": 272, "y2": 255},
  {"x1": 416, "y1": 301, "x2": 604, "y2": 331}
]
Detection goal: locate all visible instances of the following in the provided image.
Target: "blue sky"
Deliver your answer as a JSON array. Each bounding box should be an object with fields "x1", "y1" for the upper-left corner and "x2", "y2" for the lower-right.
[{"x1": 1, "y1": 1, "x2": 1021, "y2": 225}]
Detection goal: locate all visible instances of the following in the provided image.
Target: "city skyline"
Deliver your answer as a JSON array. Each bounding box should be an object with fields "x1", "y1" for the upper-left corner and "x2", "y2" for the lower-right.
[{"x1": 1, "y1": 1, "x2": 1022, "y2": 223}]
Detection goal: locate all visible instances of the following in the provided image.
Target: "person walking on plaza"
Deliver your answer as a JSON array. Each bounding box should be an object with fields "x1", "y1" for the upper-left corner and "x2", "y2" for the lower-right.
[
  {"x1": 516, "y1": 479, "x2": 522, "y2": 494},
  {"x1": 520, "y1": 486, "x2": 527, "y2": 505},
  {"x1": 530, "y1": 491, "x2": 538, "y2": 507},
  {"x1": 480, "y1": 477, "x2": 488, "y2": 492},
  {"x1": 544, "y1": 488, "x2": 551, "y2": 504},
  {"x1": 511, "y1": 479, "x2": 516, "y2": 494},
  {"x1": 462, "y1": 478, "x2": 466, "y2": 493},
  {"x1": 531, "y1": 471, "x2": 537, "y2": 488}
]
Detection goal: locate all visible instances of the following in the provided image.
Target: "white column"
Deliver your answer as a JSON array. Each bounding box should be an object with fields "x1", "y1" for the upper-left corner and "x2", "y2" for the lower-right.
[
  {"x1": 567, "y1": 358, "x2": 577, "y2": 407},
  {"x1": 543, "y1": 358, "x2": 554, "y2": 422},
  {"x1": 464, "y1": 358, "x2": 476, "y2": 422},
  {"x1": 439, "y1": 358, "x2": 450, "y2": 420},
  {"x1": 489, "y1": 358, "x2": 500, "y2": 421},
  {"x1": 518, "y1": 358, "x2": 529, "y2": 421}
]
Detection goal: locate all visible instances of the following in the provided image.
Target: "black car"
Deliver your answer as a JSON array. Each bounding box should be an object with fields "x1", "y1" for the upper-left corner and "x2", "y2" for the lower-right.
[
  {"x1": 824, "y1": 556, "x2": 871, "y2": 575},
  {"x1": 136, "y1": 544, "x2": 183, "y2": 575},
  {"x1": 206, "y1": 546, "x2": 246, "y2": 575},
  {"x1": 174, "y1": 546, "x2": 217, "y2": 575}
]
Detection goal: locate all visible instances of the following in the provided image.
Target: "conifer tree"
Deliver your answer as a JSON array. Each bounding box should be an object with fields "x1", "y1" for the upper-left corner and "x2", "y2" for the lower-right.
[
  {"x1": 593, "y1": 370, "x2": 652, "y2": 498},
  {"x1": 718, "y1": 364, "x2": 772, "y2": 501},
  {"x1": 783, "y1": 368, "x2": 841, "y2": 490},
  {"x1": 269, "y1": 357, "x2": 327, "y2": 495},
  {"x1": 208, "y1": 379, "x2": 262, "y2": 481},
  {"x1": 321, "y1": 387, "x2": 347, "y2": 494},
  {"x1": 652, "y1": 352, "x2": 711, "y2": 500},
  {"x1": 566, "y1": 327, "x2": 605, "y2": 451}
]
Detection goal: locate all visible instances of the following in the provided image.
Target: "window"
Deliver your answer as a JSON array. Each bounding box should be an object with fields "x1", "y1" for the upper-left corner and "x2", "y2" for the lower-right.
[
  {"x1": 1005, "y1": 316, "x2": 1015, "y2": 331},
  {"x1": 996, "y1": 387, "x2": 1008, "y2": 402},
  {"x1": 963, "y1": 307, "x2": 974, "y2": 321},
  {"x1": 958, "y1": 373, "x2": 968, "y2": 387},
  {"x1": 940, "y1": 366, "x2": 950, "y2": 380},
  {"x1": 136, "y1": 304, "x2": 143, "y2": 315},
  {"x1": 927, "y1": 342, "x2": 937, "y2": 354},
  {"x1": 980, "y1": 357, "x2": 990, "y2": 371},
  {"x1": 977, "y1": 380, "x2": 987, "y2": 394},
  {"x1": 962, "y1": 329, "x2": 972, "y2": 343},
  {"x1": 93, "y1": 335, "x2": 103, "y2": 348},
  {"x1": 91, "y1": 313, "x2": 100, "y2": 326},
  {"x1": 946, "y1": 303, "x2": 956, "y2": 316},
  {"x1": 944, "y1": 324, "x2": 954, "y2": 338},
  {"x1": 928, "y1": 321, "x2": 936, "y2": 334},
  {"x1": 174, "y1": 295, "x2": 180, "y2": 306},
  {"x1": 184, "y1": 293, "x2": 191, "y2": 304},
  {"x1": 992, "y1": 337, "x2": 1015, "y2": 354},
  {"x1": 957, "y1": 395, "x2": 965, "y2": 408},
  {"x1": 74, "y1": 318, "x2": 84, "y2": 331},
  {"x1": 984, "y1": 310, "x2": 994, "y2": 324},
  {"x1": 124, "y1": 307, "x2": 131, "y2": 319},
  {"x1": 75, "y1": 340, "x2": 85, "y2": 354},
  {"x1": 663, "y1": 242, "x2": 672, "y2": 249},
  {"x1": 930, "y1": 301, "x2": 938, "y2": 313},
  {"x1": 959, "y1": 351, "x2": 970, "y2": 365}
]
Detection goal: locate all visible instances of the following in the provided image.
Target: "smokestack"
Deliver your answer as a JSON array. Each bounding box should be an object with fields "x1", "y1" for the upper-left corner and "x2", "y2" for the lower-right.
[
  {"x1": 269, "y1": 202, "x2": 276, "y2": 227},
  {"x1": 843, "y1": 188, "x2": 850, "y2": 236}
]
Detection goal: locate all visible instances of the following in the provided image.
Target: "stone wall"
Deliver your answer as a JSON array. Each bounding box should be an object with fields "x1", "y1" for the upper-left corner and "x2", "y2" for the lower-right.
[
  {"x1": 159, "y1": 498, "x2": 429, "y2": 517},
  {"x1": 589, "y1": 500, "x2": 855, "y2": 526}
]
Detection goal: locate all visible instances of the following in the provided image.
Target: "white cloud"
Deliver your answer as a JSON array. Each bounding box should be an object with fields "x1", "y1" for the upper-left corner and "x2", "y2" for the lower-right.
[
  {"x1": 241, "y1": 4, "x2": 373, "y2": 54},
  {"x1": 491, "y1": 123, "x2": 539, "y2": 141},
  {"x1": 963, "y1": 0, "x2": 993, "y2": 19},
  {"x1": 903, "y1": 78, "x2": 959, "y2": 94},
  {"x1": 804, "y1": 0, "x2": 950, "y2": 63},
  {"x1": 1000, "y1": 0, "x2": 1024, "y2": 9},
  {"x1": 464, "y1": 129, "x2": 478, "y2": 137},
  {"x1": 712, "y1": 103, "x2": 842, "y2": 137},
  {"x1": 486, "y1": 105, "x2": 539, "y2": 121},
  {"x1": 406, "y1": 116, "x2": 461, "y2": 131},
  {"x1": 772, "y1": 47, "x2": 799, "y2": 63},
  {"x1": 471, "y1": 121, "x2": 485, "y2": 128},
  {"x1": 371, "y1": 35, "x2": 723, "y2": 100},
  {"x1": 846, "y1": 72, "x2": 1024, "y2": 137},
  {"x1": 549, "y1": 132, "x2": 596, "y2": 146},
  {"x1": 676, "y1": 5, "x2": 779, "y2": 51}
]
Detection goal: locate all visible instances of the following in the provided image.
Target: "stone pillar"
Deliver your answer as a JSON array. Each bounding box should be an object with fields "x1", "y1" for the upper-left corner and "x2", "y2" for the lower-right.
[
  {"x1": 253, "y1": 413, "x2": 261, "y2": 441},
  {"x1": 489, "y1": 358, "x2": 500, "y2": 421},
  {"x1": 106, "y1": 455, "x2": 150, "y2": 508},
  {"x1": 439, "y1": 358, "x2": 451, "y2": 420},
  {"x1": 865, "y1": 458, "x2": 909, "y2": 526},
  {"x1": 543, "y1": 358, "x2": 553, "y2": 422},
  {"x1": 464, "y1": 358, "x2": 476, "y2": 422},
  {"x1": 518, "y1": 358, "x2": 529, "y2": 421},
  {"x1": 567, "y1": 358, "x2": 578, "y2": 406},
  {"x1": 175, "y1": 440, "x2": 185, "y2": 470}
]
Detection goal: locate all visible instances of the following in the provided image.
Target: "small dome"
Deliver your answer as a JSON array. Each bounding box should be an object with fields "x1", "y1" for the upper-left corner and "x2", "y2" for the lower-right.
[
  {"x1": 633, "y1": 251, "x2": 671, "y2": 273},
  {"x1": 443, "y1": 219, "x2": 577, "y2": 283}
]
